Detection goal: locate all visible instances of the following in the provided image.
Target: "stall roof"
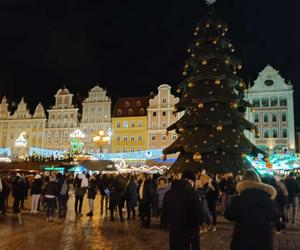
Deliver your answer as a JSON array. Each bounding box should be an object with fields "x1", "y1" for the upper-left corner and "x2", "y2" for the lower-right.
[{"x1": 80, "y1": 160, "x2": 117, "y2": 171}]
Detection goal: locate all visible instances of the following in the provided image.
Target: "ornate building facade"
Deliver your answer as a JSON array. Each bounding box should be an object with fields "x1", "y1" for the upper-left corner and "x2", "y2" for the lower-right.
[
  {"x1": 80, "y1": 85, "x2": 111, "y2": 153},
  {"x1": 111, "y1": 97, "x2": 149, "y2": 153},
  {"x1": 0, "y1": 97, "x2": 46, "y2": 157},
  {"x1": 147, "y1": 84, "x2": 181, "y2": 150},
  {"x1": 44, "y1": 88, "x2": 79, "y2": 151},
  {"x1": 245, "y1": 65, "x2": 295, "y2": 152}
]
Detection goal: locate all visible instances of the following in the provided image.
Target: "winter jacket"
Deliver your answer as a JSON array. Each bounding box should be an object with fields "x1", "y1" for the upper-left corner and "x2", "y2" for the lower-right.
[
  {"x1": 156, "y1": 184, "x2": 170, "y2": 209},
  {"x1": 285, "y1": 177, "x2": 300, "y2": 199},
  {"x1": 31, "y1": 178, "x2": 43, "y2": 195},
  {"x1": 43, "y1": 181, "x2": 59, "y2": 197},
  {"x1": 163, "y1": 179, "x2": 202, "y2": 234},
  {"x1": 225, "y1": 180, "x2": 279, "y2": 250},
  {"x1": 139, "y1": 179, "x2": 154, "y2": 203},
  {"x1": 12, "y1": 176, "x2": 26, "y2": 199},
  {"x1": 87, "y1": 179, "x2": 97, "y2": 199},
  {"x1": 124, "y1": 181, "x2": 138, "y2": 208}
]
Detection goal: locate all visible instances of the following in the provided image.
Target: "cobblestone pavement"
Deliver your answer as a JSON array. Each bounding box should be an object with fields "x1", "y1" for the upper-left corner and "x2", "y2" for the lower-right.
[{"x1": 0, "y1": 194, "x2": 299, "y2": 250}]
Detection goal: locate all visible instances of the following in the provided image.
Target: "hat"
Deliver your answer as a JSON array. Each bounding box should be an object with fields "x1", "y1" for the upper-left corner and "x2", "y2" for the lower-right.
[
  {"x1": 34, "y1": 174, "x2": 41, "y2": 179},
  {"x1": 182, "y1": 170, "x2": 196, "y2": 182},
  {"x1": 16, "y1": 173, "x2": 22, "y2": 178},
  {"x1": 242, "y1": 170, "x2": 261, "y2": 183}
]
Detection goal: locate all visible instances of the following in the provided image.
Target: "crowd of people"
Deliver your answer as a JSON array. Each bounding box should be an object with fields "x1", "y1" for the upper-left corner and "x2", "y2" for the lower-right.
[{"x1": 0, "y1": 169, "x2": 300, "y2": 250}]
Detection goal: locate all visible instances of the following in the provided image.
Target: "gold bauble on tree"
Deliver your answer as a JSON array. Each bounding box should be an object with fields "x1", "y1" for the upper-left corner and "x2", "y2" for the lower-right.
[
  {"x1": 205, "y1": 23, "x2": 210, "y2": 28},
  {"x1": 232, "y1": 103, "x2": 238, "y2": 109},
  {"x1": 237, "y1": 64, "x2": 242, "y2": 70},
  {"x1": 188, "y1": 82, "x2": 194, "y2": 88},
  {"x1": 176, "y1": 88, "x2": 181, "y2": 93},
  {"x1": 193, "y1": 152, "x2": 202, "y2": 162},
  {"x1": 216, "y1": 125, "x2": 223, "y2": 131},
  {"x1": 198, "y1": 103, "x2": 204, "y2": 108},
  {"x1": 202, "y1": 60, "x2": 207, "y2": 65},
  {"x1": 214, "y1": 80, "x2": 221, "y2": 85}
]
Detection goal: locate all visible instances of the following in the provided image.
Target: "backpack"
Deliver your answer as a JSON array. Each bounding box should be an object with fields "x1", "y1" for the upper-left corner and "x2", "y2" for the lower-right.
[{"x1": 60, "y1": 180, "x2": 68, "y2": 195}]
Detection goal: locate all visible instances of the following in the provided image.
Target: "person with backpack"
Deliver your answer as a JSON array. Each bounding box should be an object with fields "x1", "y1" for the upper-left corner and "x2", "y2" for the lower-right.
[{"x1": 57, "y1": 173, "x2": 69, "y2": 219}]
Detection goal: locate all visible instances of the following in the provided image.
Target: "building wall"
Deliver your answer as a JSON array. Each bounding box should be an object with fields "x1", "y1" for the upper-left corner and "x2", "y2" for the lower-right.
[
  {"x1": 111, "y1": 116, "x2": 148, "y2": 153},
  {"x1": 245, "y1": 65, "x2": 295, "y2": 152},
  {"x1": 147, "y1": 84, "x2": 181, "y2": 150}
]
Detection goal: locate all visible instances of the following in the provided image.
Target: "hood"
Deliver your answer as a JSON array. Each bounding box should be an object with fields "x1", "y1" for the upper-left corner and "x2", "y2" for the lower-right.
[{"x1": 236, "y1": 180, "x2": 277, "y2": 199}]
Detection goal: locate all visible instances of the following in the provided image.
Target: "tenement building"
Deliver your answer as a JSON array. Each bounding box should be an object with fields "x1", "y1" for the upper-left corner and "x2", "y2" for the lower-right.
[
  {"x1": 245, "y1": 65, "x2": 295, "y2": 152},
  {"x1": 80, "y1": 85, "x2": 112, "y2": 153},
  {"x1": 111, "y1": 97, "x2": 149, "y2": 153}
]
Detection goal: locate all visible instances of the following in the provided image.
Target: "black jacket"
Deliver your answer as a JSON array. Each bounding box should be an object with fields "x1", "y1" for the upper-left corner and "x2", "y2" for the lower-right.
[
  {"x1": 285, "y1": 177, "x2": 299, "y2": 199},
  {"x1": 31, "y1": 178, "x2": 43, "y2": 195},
  {"x1": 225, "y1": 180, "x2": 278, "y2": 250},
  {"x1": 163, "y1": 179, "x2": 202, "y2": 234},
  {"x1": 43, "y1": 181, "x2": 59, "y2": 197},
  {"x1": 12, "y1": 176, "x2": 26, "y2": 199},
  {"x1": 139, "y1": 179, "x2": 154, "y2": 203},
  {"x1": 88, "y1": 179, "x2": 97, "y2": 199}
]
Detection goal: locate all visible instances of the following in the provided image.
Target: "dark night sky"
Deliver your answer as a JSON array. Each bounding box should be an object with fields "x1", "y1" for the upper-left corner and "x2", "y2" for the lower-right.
[{"x1": 0, "y1": 0, "x2": 299, "y2": 125}]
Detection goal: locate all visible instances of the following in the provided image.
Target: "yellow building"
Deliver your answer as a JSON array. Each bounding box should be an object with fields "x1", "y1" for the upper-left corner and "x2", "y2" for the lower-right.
[{"x1": 111, "y1": 97, "x2": 149, "y2": 153}]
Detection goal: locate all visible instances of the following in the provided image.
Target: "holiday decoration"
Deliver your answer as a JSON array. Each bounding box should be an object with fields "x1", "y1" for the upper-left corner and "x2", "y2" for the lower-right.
[{"x1": 163, "y1": 5, "x2": 266, "y2": 173}]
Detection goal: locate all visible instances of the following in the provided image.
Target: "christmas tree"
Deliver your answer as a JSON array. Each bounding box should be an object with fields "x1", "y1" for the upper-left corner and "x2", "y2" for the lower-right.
[{"x1": 163, "y1": 1, "x2": 265, "y2": 174}]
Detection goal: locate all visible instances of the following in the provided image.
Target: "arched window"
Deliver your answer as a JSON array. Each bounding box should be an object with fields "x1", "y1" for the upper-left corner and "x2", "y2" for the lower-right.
[
  {"x1": 264, "y1": 129, "x2": 269, "y2": 138},
  {"x1": 128, "y1": 108, "x2": 133, "y2": 115},
  {"x1": 117, "y1": 109, "x2": 123, "y2": 116},
  {"x1": 282, "y1": 128, "x2": 287, "y2": 138},
  {"x1": 263, "y1": 113, "x2": 268, "y2": 123},
  {"x1": 140, "y1": 108, "x2": 145, "y2": 115},
  {"x1": 125, "y1": 101, "x2": 130, "y2": 107},
  {"x1": 272, "y1": 129, "x2": 278, "y2": 138},
  {"x1": 136, "y1": 101, "x2": 141, "y2": 107},
  {"x1": 272, "y1": 113, "x2": 277, "y2": 122},
  {"x1": 254, "y1": 113, "x2": 259, "y2": 123}
]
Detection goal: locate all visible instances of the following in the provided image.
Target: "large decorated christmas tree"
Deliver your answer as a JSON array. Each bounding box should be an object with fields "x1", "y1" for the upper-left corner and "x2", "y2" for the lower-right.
[{"x1": 163, "y1": 0, "x2": 265, "y2": 174}]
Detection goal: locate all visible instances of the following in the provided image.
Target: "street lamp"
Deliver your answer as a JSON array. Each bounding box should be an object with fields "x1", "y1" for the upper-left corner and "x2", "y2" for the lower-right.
[{"x1": 93, "y1": 129, "x2": 111, "y2": 153}]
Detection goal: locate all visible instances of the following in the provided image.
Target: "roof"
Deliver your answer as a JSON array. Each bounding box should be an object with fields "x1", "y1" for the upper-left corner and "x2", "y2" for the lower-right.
[
  {"x1": 56, "y1": 88, "x2": 71, "y2": 96},
  {"x1": 112, "y1": 97, "x2": 149, "y2": 117}
]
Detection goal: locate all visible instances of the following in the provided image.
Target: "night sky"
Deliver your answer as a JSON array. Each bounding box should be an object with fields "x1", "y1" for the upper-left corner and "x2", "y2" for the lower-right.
[{"x1": 0, "y1": 0, "x2": 299, "y2": 125}]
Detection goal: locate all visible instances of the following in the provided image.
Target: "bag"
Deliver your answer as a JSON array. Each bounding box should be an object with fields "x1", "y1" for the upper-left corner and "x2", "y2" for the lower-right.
[
  {"x1": 60, "y1": 180, "x2": 68, "y2": 195},
  {"x1": 104, "y1": 188, "x2": 110, "y2": 196}
]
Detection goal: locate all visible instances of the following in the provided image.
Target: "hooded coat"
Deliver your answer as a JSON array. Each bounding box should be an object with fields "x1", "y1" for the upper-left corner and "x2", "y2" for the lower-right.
[{"x1": 225, "y1": 180, "x2": 278, "y2": 250}]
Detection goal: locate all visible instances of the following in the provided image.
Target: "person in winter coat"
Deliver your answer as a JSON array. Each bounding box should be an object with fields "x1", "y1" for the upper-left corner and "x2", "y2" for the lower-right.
[
  {"x1": 74, "y1": 173, "x2": 88, "y2": 216},
  {"x1": 12, "y1": 173, "x2": 26, "y2": 213},
  {"x1": 57, "y1": 173, "x2": 69, "y2": 219},
  {"x1": 284, "y1": 172, "x2": 300, "y2": 224},
  {"x1": 163, "y1": 170, "x2": 202, "y2": 250},
  {"x1": 138, "y1": 174, "x2": 154, "y2": 228},
  {"x1": 124, "y1": 176, "x2": 138, "y2": 220},
  {"x1": 97, "y1": 174, "x2": 110, "y2": 214},
  {"x1": 206, "y1": 174, "x2": 220, "y2": 231},
  {"x1": 225, "y1": 170, "x2": 278, "y2": 250},
  {"x1": 86, "y1": 174, "x2": 97, "y2": 217},
  {"x1": 42, "y1": 176, "x2": 59, "y2": 222},
  {"x1": 109, "y1": 176, "x2": 125, "y2": 222},
  {"x1": 156, "y1": 176, "x2": 170, "y2": 228},
  {"x1": 30, "y1": 174, "x2": 43, "y2": 213}
]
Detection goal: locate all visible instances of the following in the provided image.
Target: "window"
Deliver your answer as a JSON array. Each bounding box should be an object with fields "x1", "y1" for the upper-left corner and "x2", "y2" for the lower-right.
[
  {"x1": 162, "y1": 98, "x2": 167, "y2": 103},
  {"x1": 162, "y1": 122, "x2": 167, "y2": 128},
  {"x1": 130, "y1": 146, "x2": 135, "y2": 152},
  {"x1": 123, "y1": 121, "x2": 128, "y2": 128},
  {"x1": 162, "y1": 111, "x2": 166, "y2": 116},
  {"x1": 130, "y1": 121, "x2": 135, "y2": 128},
  {"x1": 282, "y1": 112, "x2": 287, "y2": 122},
  {"x1": 264, "y1": 80, "x2": 274, "y2": 86},
  {"x1": 162, "y1": 134, "x2": 167, "y2": 141},
  {"x1": 153, "y1": 112, "x2": 157, "y2": 117},
  {"x1": 125, "y1": 101, "x2": 130, "y2": 107},
  {"x1": 123, "y1": 135, "x2": 128, "y2": 141},
  {"x1": 122, "y1": 147, "x2": 127, "y2": 153},
  {"x1": 138, "y1": 135, "x2": 142, "y2": 141},
  {"x1": 130, "y1": 135, "x2": 134, "y2": 141},
  {"x1": 140, "y1": 108, "x2": 145, "y2": 115},
  {"x1": 254, "y1": 113, "x2": 259, "y2": 123},
  {"x1": 138, "y1": 146, "x2": 142, "y2": 152},
  {"x1": 172, "y1": 134, "x2": 177, "y2": 140},
  {"x1": 270, "y1": 97, "x2": 278, "y2": 107},
  {"x1": 116, "y1": 147, "x2": 120, "y2": 153},
  {"x1": 272, "y1": 113, "x2": 277, "y2": 122},
  {"x1": 117, "y1": 109, "x2": 123, "y2": 116},
  {"x1": 128, "y1": 109, "x2": 133, "y2": 115},
  {"x1": 252, "y1": 98, "x2": 260, "y2": 107},
  {"x1": 137, "y1": 121, "x2": 143, "y2": 127},
  {"x1": 272, "y1": 129, "x2": 278, "y2": 138},
  {"x1": 279, "y1": 97, "x2": 287, "y2": 106},
  {"x1": 264, "y1": 129, "x2": 269, "y2": 138},
  {"x1": 262, "y1": 98, "x2": 269, "y2": 107},
  {"x1": 152, "y1": 123, "x2": 157, "y2": 129},
  {"x1": 151, "y1": 134, "x2": 156, "y2": 141},
  {"x1": 263, "y1": 113, "x2": 268, "y2": 123},
  {"x1": 136, "y1": 101, "x2": 141, "y2": 107},
  {"x1": 282, "y1": 128, "x2": 287, "y2": 138},
  {"x1": 116, "y1": 122, "x2": 121, "y2": 128},
  {"x1": 116, "y1": 135, "x2": 120, "y2": 141}
]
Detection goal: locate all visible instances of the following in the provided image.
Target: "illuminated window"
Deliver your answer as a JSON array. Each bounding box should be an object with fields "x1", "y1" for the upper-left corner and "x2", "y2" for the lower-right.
[
  {"x1": 151, "y1": 134, "x2": 156, "y2": 141},
  {"x1": 138, "y1": 135, "x2": 142, "y2": 141},
  {"x1": 137, "y1": 121, "x2": 143, "y2": 127},
  {"x1": 162, "y1": 122, "x2": 167, "y2": 128},
  {"x1": 116, "y1": 135, "x2": 120, "y2": 141},
  {"x1": 140, "y1": 108, "x2": 145, "y2": 115},
  {"x1": 116, "y1": 122, "x2": 121, "y2": 128},
  {"x1": 162, "y1": 98, "x2": 167, "y2": 103},
  {"x1": 130, "y1": 146, "x2": 135, "y2": 152},
  {"x1": 122, "y1": 147, "x2": 127, "y2": 153},
  {"x1": 117, "y1": 109, "x2": 123, "y2": 116},
  {"x1": 123, "y1": 121, "x2": 128, "y2": 128},
  {"x1": 136, "y1": 101, "x2": 141, "y2": 107},
  {"x1": 162, "y1": 134, "x2": 167, "y2": 141},
  {"x1": 130, "y1": 121, "x2": 135, "y2": 128},
  {"x1": 130, "y1": 135, "x2": 134, "y2": 141},
  {"x1": 172, "y1": 134, "x2": 177, "y2": 140},
  {"x1": 116, "y1": 147, "x2": 120, "y2": 153},
  {"x1": 123, "y1": 135, "x2": 128, "y2": 141},
  {"x1": 128, "y1": 109, "x2": 133, "y2": 116}
]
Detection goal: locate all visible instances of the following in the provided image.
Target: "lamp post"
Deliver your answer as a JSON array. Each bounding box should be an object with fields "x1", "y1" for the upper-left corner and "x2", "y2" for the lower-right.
[{"x1": 93, "y1": 129, "x2": 111, "y2": 154}]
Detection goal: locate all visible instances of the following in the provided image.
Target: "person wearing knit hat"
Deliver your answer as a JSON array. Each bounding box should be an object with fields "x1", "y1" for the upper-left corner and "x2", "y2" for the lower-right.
[
  {"x1": 163, "y1": 171, "x2": 202, "y2": 250},
  {"x1": 225, "y1": 169, "x2": 279, "y2": 250}
]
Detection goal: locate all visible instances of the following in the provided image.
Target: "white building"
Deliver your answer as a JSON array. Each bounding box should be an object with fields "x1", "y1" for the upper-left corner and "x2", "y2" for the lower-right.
[
  {"x1": 147, "y1": 84, "x2": 181, "y2": 150},
  {"x1": 0, "y1": 97, "x2": 46, "y2": 158},
  {"x1": 245, "y1": 65, "x2": 295, "y2": 152},
  {"x1": 45, "y1": 87, "x2": 79, "y2": 151},
  {"x1": 80, "y1": 85, "x2": 111, "y2": 153}
]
